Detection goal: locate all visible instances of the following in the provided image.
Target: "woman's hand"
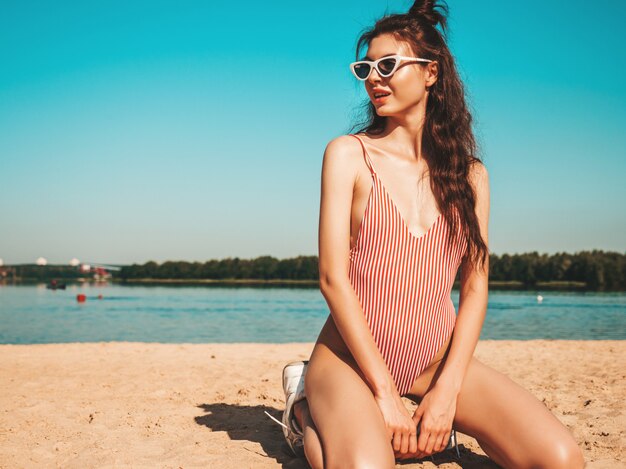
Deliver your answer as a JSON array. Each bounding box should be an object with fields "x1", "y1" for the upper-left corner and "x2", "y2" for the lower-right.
[
  {"x1": 394, "y1": 384, "x2": 458, "y2": 460},
  {"x1": 373, "y1": 390, "x2": 418, "y2": 457}
]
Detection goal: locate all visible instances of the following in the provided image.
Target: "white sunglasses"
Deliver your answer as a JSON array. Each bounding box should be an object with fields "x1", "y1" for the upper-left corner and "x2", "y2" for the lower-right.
[{"x1": 349, "y1": 54, "x2": 433, "y2": 81}]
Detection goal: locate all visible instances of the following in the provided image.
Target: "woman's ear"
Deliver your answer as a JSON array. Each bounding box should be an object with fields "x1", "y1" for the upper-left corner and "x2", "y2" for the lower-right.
[{"x1": 425, "y1": 61, "x2": 438, "y2": 89}]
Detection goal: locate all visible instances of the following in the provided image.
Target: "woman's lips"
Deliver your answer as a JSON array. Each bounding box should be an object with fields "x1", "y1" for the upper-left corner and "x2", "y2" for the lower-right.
[{"x1": 373, "y1": 94, "x2": 390, "y2": 103}]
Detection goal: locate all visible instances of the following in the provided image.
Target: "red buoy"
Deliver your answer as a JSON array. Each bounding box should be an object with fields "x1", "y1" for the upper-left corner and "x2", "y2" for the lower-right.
[{"x1": 76, "y1": 294, "x2": 86, "y2": 303}]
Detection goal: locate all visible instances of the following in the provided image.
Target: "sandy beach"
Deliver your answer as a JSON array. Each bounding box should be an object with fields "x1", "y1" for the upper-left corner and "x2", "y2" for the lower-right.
[{"x1": 0, "y1": 340, "x2": 623, "y2": 468}]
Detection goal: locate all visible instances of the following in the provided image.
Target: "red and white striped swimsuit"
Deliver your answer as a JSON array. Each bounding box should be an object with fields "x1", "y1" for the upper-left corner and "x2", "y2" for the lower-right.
[{"x1": 348, "y1": 134, "x2": 468, "y2": 396}]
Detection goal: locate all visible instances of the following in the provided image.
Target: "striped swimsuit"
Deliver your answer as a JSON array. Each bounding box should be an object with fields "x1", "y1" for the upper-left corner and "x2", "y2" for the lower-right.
[{"x1": 348, "y1": 134, "x2": 468, "y2": 396}]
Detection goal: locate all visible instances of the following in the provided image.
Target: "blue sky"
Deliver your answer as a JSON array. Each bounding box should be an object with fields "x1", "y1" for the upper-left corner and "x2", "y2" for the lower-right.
[{"x1": 1, "y1": 0, "x2": 624, "y2": 265}]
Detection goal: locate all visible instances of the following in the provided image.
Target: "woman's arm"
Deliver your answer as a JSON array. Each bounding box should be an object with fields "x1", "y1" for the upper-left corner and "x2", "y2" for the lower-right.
[
  {"x1": 403, "y1": 161, "x2": 490, "y2": 458},
  {"x1": 317, "y1": 135, "x2": 397, "y2": 397},
  {"x1": 319, "y1": 135, "x2": 422, "y2": 456},
  {"x1": 436, "y1": 162, "x2": 490, "y2": 394}
]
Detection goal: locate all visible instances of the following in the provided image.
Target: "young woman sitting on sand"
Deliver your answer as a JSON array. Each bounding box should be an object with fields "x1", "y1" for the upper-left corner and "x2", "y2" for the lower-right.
[{"x1": 267, "y1": 1, "x2": 586, "y2": 467}]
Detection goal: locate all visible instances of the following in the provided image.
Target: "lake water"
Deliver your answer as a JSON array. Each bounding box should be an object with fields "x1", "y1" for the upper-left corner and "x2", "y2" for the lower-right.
[{"x1": 0, "y1": 284, "x2": 624, "y2": 344}]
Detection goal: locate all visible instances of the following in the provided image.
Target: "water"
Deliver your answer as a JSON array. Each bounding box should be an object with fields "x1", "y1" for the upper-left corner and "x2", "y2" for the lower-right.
[{"x1": 0, "y1": 284, "x2": 624, "y2": 344}]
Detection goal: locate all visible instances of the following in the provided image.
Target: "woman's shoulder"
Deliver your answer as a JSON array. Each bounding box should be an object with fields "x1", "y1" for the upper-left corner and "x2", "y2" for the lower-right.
[
  {"x1": 468, "y1": 159, "x2": 489, "y2": 193},
  {"x1": 322, "y1": 133, "x2": 366, "y2": 164},
  {"x1": 320, "y1": 134, "x2": 369, "y2": 185},
  {"x1": 324, "y1": 132, "x2": 364, "y2": 150}
]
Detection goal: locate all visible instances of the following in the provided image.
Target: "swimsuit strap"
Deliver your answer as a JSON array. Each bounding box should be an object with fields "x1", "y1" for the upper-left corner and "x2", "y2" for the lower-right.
[{"x1": 349, "y1": 134, "x2": 376, "y2": 176}]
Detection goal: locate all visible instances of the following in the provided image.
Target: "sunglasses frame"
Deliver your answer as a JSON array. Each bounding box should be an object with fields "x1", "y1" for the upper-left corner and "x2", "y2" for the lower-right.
[{"x1": 349, "y1": 54, "x2": 434, "y2": 81}]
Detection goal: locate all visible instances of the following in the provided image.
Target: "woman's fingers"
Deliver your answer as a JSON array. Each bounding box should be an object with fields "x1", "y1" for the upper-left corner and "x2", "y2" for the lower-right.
[
  {"x1": 393, "y1": 428, "x2": 453, "y2": 460},
  {"x1": 391, "y1": 424, "x2": 416, "y2": 457},
  {"x1": 417, "y1": 428, "x2": 441, "y2": 456},
  {"x1": 419, "y1": 428, "x2": 450, "y2": 455},
  {"x1": 401, "y1": 429, "x2": 410, "y2": 454},
  {"x1": 438, "y1": 430, "x2": 451, "y2": 452},
  {"x1": 392, "y1": 427, "x2": 409, "y2": 453},
  {"x1": 416, "y1": 425, "x2": 427, "y2": 452},
  {"x1": 409, "y1": 427, "x2": 418, "y2": 454},
  {"x1": 425, "y1": 430, "x2": 439, "y2": 454},
  {"x1": 392, "y1": 430, "x2": 402, "y2": 452}
]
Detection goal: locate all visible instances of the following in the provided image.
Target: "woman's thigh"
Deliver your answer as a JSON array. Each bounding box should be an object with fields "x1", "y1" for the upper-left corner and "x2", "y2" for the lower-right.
[
  {"x1": 304, "y1": 342, "x2": 396, "y2": 469},
  {"x1": 408, "y1": 356, "x2": 585, "y2": 469}
]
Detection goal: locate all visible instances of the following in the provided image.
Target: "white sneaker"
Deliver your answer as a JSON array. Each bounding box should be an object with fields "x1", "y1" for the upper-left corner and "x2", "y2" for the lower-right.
[{"x1": 264, "y1": 360, "x2": 309, "y2": 457}]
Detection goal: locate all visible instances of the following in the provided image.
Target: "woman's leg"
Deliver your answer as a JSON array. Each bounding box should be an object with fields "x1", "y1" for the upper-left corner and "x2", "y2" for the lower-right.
[
  {"x1": 301, "y1": 341, "x2": 396, "y2": 469},
  {"x1": 407, "y1": 356, "x2": 586, "y2": 469},
  {"x1": 293, "y1": 398, "x2": 323, "y2": 469}
]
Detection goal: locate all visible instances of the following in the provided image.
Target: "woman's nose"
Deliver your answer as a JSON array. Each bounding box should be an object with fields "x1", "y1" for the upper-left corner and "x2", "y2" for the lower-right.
[{"x1": 367, "y1": 67, "x2": 384, "y2": 84}]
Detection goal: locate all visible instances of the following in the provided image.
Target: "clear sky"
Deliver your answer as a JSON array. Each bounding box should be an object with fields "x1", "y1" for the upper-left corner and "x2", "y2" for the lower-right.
[{"x1": 1, "y1": 0, "x2": 624, "y2": 265}]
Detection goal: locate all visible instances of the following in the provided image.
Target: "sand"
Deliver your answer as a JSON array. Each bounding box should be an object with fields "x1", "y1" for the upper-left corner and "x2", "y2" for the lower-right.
[{"x1": 0, "y1": 340, "x2": 623, "y2": 468}]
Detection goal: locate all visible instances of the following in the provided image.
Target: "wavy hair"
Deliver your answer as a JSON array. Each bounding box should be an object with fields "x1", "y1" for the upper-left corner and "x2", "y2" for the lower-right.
[{"x1": 348, "y1": 0, "x2": 488, "y2": 271}]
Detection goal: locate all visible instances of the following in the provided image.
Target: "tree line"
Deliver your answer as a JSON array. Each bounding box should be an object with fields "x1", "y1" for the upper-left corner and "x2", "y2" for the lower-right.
[
  {"x1": 4, "y1": 250, "x2": 624, "y2": 291},
  {"x1": 117, "y1": 250, "x2": 625, "y2": 291}
]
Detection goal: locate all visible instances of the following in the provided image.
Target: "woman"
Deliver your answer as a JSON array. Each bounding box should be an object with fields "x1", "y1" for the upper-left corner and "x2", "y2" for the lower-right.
[{"x1": 267, "y1": 1, "x2": 586, "y2": 467}]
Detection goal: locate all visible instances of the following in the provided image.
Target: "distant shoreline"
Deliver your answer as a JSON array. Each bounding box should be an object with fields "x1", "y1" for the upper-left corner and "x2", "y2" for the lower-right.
[{"x1": 2, "y1": 278, "x2": 593, "y2": 290}]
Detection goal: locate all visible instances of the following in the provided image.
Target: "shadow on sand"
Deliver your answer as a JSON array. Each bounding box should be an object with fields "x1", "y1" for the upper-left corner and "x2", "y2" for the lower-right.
[{"x1": 195, "y1": 402, "x2": 501, "y2": 468}]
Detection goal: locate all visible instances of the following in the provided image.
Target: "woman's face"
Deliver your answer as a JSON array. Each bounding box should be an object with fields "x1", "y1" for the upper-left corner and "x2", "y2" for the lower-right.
[{"x1": 362, "y1": 34, "x2": 438, "y2": 116}]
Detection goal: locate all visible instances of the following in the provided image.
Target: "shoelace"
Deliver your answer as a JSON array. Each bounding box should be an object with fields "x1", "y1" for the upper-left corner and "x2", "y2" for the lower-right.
[
  {"x1": 264, "y1": 410, "x2": 304, "y2": 437},
  {"x1": 264, "y1": 410, "x2": 289, "y2": 430}
]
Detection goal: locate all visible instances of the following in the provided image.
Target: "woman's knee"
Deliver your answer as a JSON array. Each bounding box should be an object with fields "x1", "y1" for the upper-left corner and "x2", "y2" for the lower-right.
[
  {"x1": 304, "y1": 345, "x2": 395, "y2": 469},
  {"x1": 454, "y1": 357, "x2": 586, "y2": 469},
  {"x1": 542, "y1": 436, "x2": 586, "y2": 469},
  {"x1": 325, "y1": 440, "x2": 395, "y2": 469}
]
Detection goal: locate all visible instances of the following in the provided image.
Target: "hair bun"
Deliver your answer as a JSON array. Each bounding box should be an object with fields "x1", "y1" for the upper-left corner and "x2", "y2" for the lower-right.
[{"x1": 408, "y1": 0, "x2": 449, "y2": 31}]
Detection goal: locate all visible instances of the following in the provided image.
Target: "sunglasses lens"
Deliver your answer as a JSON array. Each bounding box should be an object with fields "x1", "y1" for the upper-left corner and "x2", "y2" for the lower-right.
[
  {"x1": 378, "y1": 58, "x2": 397, "y2": 76},
  {"x1": 353, "y1": 63, "x2": 371, "y2": 79}
]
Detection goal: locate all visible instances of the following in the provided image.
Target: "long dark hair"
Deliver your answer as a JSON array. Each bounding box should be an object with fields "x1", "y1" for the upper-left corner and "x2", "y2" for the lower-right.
[{"x1": 349, "y1": 0, "x2": 488, "y2": 272}]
